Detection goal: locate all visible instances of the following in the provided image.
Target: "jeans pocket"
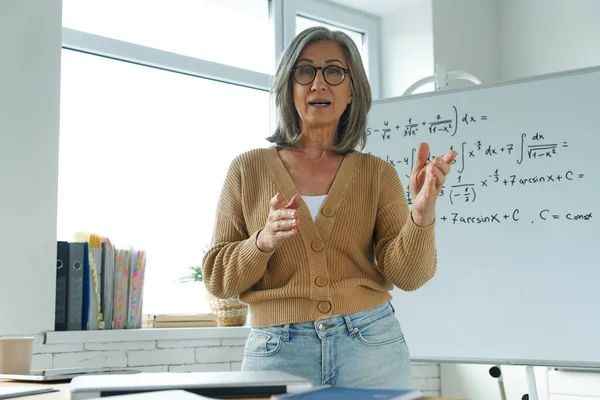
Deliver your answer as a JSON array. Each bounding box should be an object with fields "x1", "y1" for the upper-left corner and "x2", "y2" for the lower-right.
[
  {"x1": 243, "y1": 330, "x2": 282, "y2": 357},
  {"x1": 354, "y1": 313, "x2": 406, "y2": 346}
]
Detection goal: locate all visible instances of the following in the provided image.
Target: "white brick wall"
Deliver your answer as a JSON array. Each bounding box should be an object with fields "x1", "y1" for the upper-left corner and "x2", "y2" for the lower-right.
[
  {"x1": 127, "y1": 348, "x2": 195, "y2": 367},
  {"x1": 12, "y1": 332, "x2": 600, "y2": 399},
  {"x1": 413, "y1": 362, "x2": 441, "y2": 397},
  {"x1": 32, "y1": 329, "x2": 600, "y2": 400},
  {"x1": 31, "y1": 353, "x2": 53, "y2": 370},
  {"x1": 17, "y1": 329, "x2": 442, "y2": 396}
]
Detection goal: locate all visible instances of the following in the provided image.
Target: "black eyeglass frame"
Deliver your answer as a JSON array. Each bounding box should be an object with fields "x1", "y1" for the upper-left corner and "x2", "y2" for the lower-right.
[{"x1": 290, "y1": 65, "x2": 351, "y2": 86}]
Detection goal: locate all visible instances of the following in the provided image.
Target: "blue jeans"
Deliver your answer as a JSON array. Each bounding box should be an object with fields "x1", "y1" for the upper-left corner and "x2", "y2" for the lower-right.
[{"x1": 241, "y1": 302, "x2": 411, "y2": 389}]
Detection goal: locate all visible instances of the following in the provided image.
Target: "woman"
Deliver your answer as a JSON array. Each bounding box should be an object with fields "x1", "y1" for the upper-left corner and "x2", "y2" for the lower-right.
[{"x1": 202, "y1": 27, "x2": 456, "y2": 389}]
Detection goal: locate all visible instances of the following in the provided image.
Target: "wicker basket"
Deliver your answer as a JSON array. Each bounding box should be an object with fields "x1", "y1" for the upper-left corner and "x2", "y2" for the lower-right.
[{"x1": 208, "y1": 294, "x2": 248, "y2": 326}]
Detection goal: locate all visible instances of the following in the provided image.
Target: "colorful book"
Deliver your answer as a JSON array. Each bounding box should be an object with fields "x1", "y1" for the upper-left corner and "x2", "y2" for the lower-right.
[
  {"x1": 102, "y1": 237, "x2": 115, "y2": 330},
  {"x1": 127, "y1": 248, "x2": 147, "y2": 329},
  {"x1": 112, "y1": 247, "x2": 131, "y2": 329}
]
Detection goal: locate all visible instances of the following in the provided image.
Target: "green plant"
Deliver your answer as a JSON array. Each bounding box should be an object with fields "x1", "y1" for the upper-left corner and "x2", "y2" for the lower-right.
[
  {"x1": 180, "y1": 265, "x2": 203, "y2": 283},
  {"x1": 179, "y1": 245, "x2": 209, "y2": 283}
]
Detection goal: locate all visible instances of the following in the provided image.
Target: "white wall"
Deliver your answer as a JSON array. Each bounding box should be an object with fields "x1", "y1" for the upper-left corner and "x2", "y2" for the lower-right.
[
  {"x1": 432, "y1": 0, "x2": 500, "y2": 89},
  {"x1": 501, "y1": 0, "x2": 600, "y2": 81},
  {"x1": 441, "y1": 363, "x2": 549, "y2": 400},
  {"x1": 548, "y1": 369, "x2": 600, "y2": 400},
  {"x1": 380, "y1": 0, "x2": 434, "y2": 98},
  {"x1": 0, "y1": 0, "x2": 62, "y2": 336}
]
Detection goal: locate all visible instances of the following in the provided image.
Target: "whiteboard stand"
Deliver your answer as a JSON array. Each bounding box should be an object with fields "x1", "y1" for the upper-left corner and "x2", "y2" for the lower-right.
[
  {"x1": 525, "y1": 365, "x2": 539, "y2": 400},
  {"x1": 402, "y1": 63, "x2": 482, "y2": 95},
  {"x1": 488, "y1": 366, "x2": 507, "y2": 400}
]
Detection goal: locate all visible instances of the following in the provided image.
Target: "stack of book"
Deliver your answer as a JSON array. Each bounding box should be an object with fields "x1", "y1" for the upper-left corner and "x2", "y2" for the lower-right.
[
  {"x1": 143, "y1": 313, "x2": 218, "y2": 328},
  {"x1": 54, "y1": 233, "x2": 147, "y2": 331}
]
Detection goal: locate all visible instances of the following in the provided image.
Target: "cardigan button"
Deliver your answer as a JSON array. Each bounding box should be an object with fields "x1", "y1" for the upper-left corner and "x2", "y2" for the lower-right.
[
  {"x1": 311, "y1": 240, "x2": 324, "y2": 252},
  {"x1": 321, "y1": 206, "x2": 333, "y2": 217},
  {"x1": 318, "y1": 301, "x2": 331, "y2": 313},
  {"x1": 315, "y1": 275, "x2": 329, "y2": 287}
]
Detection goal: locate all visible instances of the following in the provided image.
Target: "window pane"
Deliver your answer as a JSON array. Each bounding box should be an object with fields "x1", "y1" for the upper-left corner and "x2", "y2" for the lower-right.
[
  {"x1": 62, "y1": 0, "x2": 274, "y2": 74},
  {"x1": 58, "y1": 50, "x2": 271, "y2": 315},
  {"x1": 296, "y1": 16, "x2": 366, "y2": 69}
]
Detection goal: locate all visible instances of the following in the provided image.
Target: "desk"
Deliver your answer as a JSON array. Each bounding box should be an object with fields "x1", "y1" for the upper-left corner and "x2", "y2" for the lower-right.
[{"x1": 0, "y1": 381, "x2": 458, "y2": 399}]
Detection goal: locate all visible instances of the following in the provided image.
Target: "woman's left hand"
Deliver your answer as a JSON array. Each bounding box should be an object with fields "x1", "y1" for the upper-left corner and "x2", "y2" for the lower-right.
[{"x1": 409, "y1": 142, "x2": 457, "y2": 227}]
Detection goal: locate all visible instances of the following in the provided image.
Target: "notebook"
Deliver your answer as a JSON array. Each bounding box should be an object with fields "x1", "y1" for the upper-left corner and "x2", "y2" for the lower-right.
[
  {"x1": 270, "y1": 385, "x2": 423, "y2": 400},
  {"x1": 87, "y1": 390, "x2": 209, "y2": 399},
  {"x1": 0, "y1": 385, "x2": 58, "y2": 399},
  {"x1": 69, "y1": 370, "x2": 313, "y2": 399},
  {"x1": 0, "y1": 368, "x2": 140, "y2": 382}
]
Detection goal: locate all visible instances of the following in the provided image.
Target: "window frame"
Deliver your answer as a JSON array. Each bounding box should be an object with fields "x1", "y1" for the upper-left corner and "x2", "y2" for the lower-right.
[
  {"x1": 281, "y1": 0, "x2": 382, "y2": 100},
  {"x1": 61, "y1": 28, "x2": 271, "y2": 92},
  {"x1": 62, "y1": 0, "x2": 380, "y2": 100}
]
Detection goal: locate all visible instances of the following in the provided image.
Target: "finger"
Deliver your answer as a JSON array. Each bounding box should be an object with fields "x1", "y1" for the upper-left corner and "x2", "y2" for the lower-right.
[
  {"x1": 269, "y1": 192, "x2": 284, "y2": 212},
  {"x1": 428, "y1": 163, "x2": 445, "y2": 190},
  {"x1": 274, "y1": 229, "x2": 297, "y2": 239},
  {"x1": 276, "y1": 208, "x2": 298, "y2": 221},
  {"x1": 412, "y1": 142, "x2": 430, "y2": 175},
  {"x1": 272, "y1": 218, "x2": 296, "y2": 232},
  {"x1": 432, "y1": 157, "x2": 451, "y2": 176},
  {"x1": 409, "y1": 165, "x2": 425, "y2": 200},
  {"x1": 442, "y1": 150, "x2": 458, "y2": 165},
  {"x1": 285, "y1": 194, "x2": 302, "y2": 210},
  {"x1": 411, "y1": 163, "x2": 427, "y2": 186},
  {"x1": 425, "y1": 166, "x2": 439, "y2": 194}
]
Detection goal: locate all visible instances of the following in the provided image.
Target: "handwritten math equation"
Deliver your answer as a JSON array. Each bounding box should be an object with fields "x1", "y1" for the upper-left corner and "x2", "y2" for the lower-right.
[
  {"x1": 366, "y1": 106, "x2": 588, "y2": 215},
  {"x1": 402, "y1": 169, "x2": 585, "y2": 206},
  {"x1": 367, "y1": 105, "x2": 486, "y2": 140},
  {"x1": 381, "y1": 132, "x2": 568, "y2": 176},
  {"x1": 438, "y1": 208, "x2": 593, "y2": 225},
  {"x1": 382, "y1": 134, "x2": 581, "y2": 207}
]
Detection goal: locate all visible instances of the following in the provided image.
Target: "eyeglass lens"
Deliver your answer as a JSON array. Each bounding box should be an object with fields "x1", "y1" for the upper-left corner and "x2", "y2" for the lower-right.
[{"x1": 294, "y1": 65, "x2": 346, "y2": 85}]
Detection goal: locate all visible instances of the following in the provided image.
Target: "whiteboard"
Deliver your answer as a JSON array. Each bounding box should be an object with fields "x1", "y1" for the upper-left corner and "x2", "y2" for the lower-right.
[{"x1": 364, "y1": 66, "x2": 600, "y2": 367}]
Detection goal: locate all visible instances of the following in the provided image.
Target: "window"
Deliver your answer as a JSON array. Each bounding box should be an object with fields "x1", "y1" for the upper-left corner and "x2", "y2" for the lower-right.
[
  {"x1": 296, "y1": 16, "x2": 366, "y2": 70},
  {"x1": 62, "y1": 0, "x2": 274, "y2": 74},
  {"x1": 58, "y1": 1, "x2": 380, "y2": 317},
  {"x1": 57, "y1": 50, "x2": 270, "y2": 314},
  {"x1": 283, "y1": 0, "x2": 381, "y2": 99}
]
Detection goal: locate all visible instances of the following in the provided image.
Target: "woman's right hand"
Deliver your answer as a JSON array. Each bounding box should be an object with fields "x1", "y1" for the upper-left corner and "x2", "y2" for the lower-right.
[{"x1": 256, "y1": 193, "x2": 301, "y2": 253}]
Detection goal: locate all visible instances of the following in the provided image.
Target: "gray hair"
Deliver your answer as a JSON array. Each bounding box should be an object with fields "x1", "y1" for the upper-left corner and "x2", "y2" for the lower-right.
[{"x1": 266, "y1": 26, "x2": 372, "y2": 154}]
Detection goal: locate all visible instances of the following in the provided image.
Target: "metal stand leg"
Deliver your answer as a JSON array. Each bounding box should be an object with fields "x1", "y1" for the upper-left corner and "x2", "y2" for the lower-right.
[
  {"x1": 489, "y1": 366, "x2": 506, "y2": 400},
  {"x1": 526, "y1": 365, "x2": 539, "y2": 400}
]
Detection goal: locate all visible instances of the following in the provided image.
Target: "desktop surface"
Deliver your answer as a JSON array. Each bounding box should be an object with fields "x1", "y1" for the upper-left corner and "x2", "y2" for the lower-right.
[{"x1": 0, "y1": 382, "x2": 460, "y2": 400}]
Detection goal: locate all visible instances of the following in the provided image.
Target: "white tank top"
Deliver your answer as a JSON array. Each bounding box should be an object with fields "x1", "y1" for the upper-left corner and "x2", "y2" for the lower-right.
[{"x1": 301, "y1": 195, "x2": 327, "y2": 223}]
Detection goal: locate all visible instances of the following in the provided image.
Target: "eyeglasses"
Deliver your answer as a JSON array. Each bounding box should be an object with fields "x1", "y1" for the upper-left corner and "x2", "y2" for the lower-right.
[{"x1": 291, "y1": 65, "x2": 350, "y2": 86}]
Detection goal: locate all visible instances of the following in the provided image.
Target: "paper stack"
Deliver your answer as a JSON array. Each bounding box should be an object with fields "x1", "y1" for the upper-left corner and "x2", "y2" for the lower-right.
[{"x1": 144, "y1": 313, "x2": 218, "y2": 328}]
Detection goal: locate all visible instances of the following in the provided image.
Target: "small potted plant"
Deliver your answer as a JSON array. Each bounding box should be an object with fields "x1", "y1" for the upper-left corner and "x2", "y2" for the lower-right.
[
  {"x1": 179, "y1": 265, "x2": 204, "y2": 284},
  {"x1": 180, "y1": 248, "x2": 248, "y2": 327}
]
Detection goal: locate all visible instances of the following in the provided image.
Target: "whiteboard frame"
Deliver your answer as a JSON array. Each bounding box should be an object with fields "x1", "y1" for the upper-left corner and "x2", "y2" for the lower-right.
[
  {"x1": 369, "y1": 64, "x2": 600, "y2": 368},
  {"x1": 412, "y1": 356, "x2": 600, "y2": 369},
  {"x1": 374, "y1": 64, "x2": 600, "y2": 108}
]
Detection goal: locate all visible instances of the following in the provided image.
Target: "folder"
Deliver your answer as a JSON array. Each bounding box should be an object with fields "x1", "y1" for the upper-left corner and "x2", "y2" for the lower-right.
[
  {"x1": 102, "y1": 238, "x2": 115, "y2": 330},
  {"x1": 67, "y1": 242, "x2": 85, "y2": 331},
  {"x1": 74, "y1": 232, "x2": 106, "y2": 330},
  {"x1": 54, "y1": 241, "x2": 70, "y2": 331},
  {"x1": 86, "y1": 234, "x2": 104, "y2": 330}
]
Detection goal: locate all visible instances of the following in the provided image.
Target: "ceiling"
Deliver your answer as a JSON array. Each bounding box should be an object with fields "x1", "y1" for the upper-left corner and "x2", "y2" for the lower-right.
[{"x1": 326, "y1": 0, "x2": 423, "y2": 17}]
